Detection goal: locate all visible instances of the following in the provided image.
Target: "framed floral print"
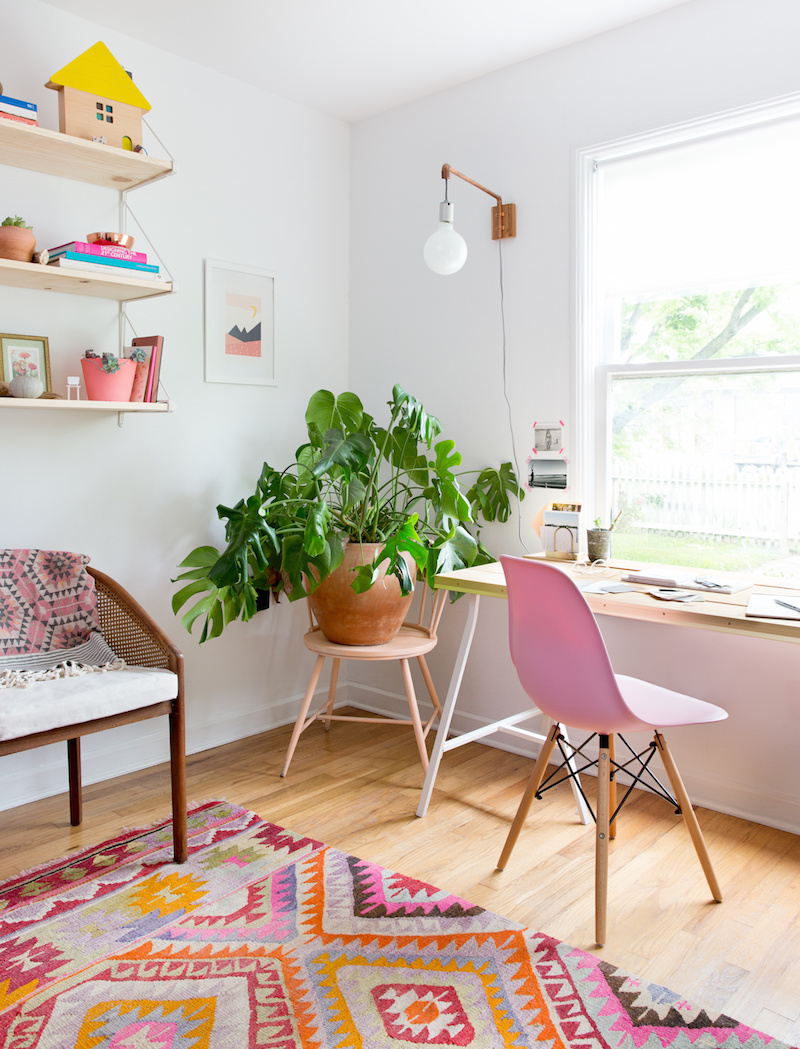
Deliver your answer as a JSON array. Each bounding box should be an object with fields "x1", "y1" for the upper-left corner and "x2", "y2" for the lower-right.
[{"x1": 0, "y1": 334, "x2": 52, "y2": 392}]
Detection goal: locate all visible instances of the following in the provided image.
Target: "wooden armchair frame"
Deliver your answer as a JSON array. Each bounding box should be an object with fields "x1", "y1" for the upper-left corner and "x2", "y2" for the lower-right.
[{"x1": 0, "y1": 567, "x2": 187, "y2": 863}]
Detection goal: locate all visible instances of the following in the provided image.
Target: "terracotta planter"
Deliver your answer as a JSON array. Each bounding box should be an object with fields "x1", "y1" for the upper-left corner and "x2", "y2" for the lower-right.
[
  {"x1": 309, "y1": 542, "x2": 415, "y2": 645},
  {"x1": 0, "y1": 226, "x2": 36, "y2": 263},
  {"x1": 80, "y1": 358, "x2": 136, "y2": 401}
]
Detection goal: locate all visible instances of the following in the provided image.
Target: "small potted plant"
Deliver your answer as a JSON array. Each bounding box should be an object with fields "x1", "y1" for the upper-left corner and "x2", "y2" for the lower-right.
[
  {"x1": 0, "y1": 215, "x2": 36, "y2": 263},
  {"x1": 586, "y1": 510, "x2": 622, "y2": 563},
  {"x1": 80, "y1": 350, "x2": 136, "y2": 401}
]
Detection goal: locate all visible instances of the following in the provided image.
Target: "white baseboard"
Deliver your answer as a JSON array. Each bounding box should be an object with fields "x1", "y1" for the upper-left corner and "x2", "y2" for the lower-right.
[
  {"x1": 347, "y1": 682, "x2": 800, "y2": 836},
  {"x1": 4, "y1": 678, "x2": 798, "y2": 838}
]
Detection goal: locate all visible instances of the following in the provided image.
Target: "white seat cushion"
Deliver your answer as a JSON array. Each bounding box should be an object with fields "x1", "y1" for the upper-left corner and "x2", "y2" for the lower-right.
[{"x1": 0, "y1": 666, "x2": 179, "y2": 741}]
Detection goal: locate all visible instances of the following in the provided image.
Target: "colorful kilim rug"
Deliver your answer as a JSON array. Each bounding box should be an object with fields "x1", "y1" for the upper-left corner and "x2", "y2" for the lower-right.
[{"x1": 0, "y1": 800, "x2": 794, "y2": 1048}]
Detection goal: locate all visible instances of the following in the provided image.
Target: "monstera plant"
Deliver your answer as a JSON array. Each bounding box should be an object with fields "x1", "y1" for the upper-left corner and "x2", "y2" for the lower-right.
[{"x1": 173, "y1": 384, "x2": 522, "y2": 642}]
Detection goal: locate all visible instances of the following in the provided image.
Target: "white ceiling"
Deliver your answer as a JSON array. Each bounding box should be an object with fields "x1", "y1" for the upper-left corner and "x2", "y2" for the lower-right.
[{"x1": 42, "y1": 0, "x2": 692, "y2": 122}]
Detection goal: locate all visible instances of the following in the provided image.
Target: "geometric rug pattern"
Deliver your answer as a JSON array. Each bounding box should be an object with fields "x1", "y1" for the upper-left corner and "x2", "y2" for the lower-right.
[{"x1": 0, "y1": 800, "x2": 794, "y2": 1048}]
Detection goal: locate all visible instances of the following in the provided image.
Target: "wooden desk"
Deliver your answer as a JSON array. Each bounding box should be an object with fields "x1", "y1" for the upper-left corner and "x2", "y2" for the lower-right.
[{"x1": 416, "y1": 557, "x2": 800, "y2": 817}]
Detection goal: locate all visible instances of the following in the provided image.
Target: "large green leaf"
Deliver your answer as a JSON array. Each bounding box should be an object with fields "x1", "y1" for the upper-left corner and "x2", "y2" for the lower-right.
[
  {"x1": 303, "y1": 500, "x2": 332, "y2": 557},
  {"x1": 429, "y1": 525, "x2": 478, "y2": 578},
  {"x1": 306, "y1": 390, "x2": 364, "y2": 437},
  {"x1": 466, "y1": 462, "x2": 522, "y2": 523},
  {"x1": 175, "y1": 545, "x2": 223, "y2": 571},
  {"x1": 351, "y1": 518, "x2": 426, "y2": 595},
  {"x1": 312, "y1": 429, "x2": 372, "y2": 478},
  {"x1": 391, "y1": 385, "x2": 442, "y2": 446}
]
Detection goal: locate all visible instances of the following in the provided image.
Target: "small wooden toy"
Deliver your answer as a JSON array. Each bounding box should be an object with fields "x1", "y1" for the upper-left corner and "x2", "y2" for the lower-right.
[{"x1": 46, "y1": 41, "x2": 151, "y2": 150}]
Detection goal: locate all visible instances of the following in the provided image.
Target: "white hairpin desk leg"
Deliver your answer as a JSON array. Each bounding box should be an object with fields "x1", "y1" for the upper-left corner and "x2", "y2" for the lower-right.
[{"x1": 415, "y1": 590, "x2": 591, "y2": 825}]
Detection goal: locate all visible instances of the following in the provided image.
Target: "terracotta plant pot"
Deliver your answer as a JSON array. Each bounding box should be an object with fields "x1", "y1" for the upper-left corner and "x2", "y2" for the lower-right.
[
  {"x1": 309, "y1": 541, "x2": 415, "y2": 645},
  {"x1": 80, "y1": 358, "x2": 136, "y2": 401},
  {"x1": 0, "y1": 226, "x2": 36, "y2": 263}
]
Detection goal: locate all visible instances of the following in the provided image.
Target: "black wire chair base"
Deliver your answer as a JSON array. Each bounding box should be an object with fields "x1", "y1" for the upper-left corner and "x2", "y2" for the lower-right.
[{"x1": 536, "y1": 730, "x2": 680, "y2": 826}]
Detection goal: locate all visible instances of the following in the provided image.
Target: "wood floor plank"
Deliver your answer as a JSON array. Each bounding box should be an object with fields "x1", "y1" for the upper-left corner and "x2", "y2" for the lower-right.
[{"x1": 0, "y1": 708, "x2": 798, "y2": 1042}]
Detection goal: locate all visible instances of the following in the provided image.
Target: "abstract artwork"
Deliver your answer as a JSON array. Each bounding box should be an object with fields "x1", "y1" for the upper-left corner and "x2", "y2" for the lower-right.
[{"x1": 204, "y1": 259, "x2": 276, "y2": 386}]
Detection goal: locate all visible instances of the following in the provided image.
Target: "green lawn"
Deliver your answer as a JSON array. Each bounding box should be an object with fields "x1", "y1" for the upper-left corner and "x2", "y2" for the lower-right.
[{"x1": 611, "y1": 528, "x2": 790, "y2": 575}]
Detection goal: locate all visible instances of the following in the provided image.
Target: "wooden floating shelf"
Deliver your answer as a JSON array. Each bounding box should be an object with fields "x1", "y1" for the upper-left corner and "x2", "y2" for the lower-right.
[
  {"x1": 0, "y1": 257, "x2": 172, "y2": 301},
  {"x1": 0, "y1": 397, "x2": 173, "y2": 415},
  {"x1": 0, "y1": 120, "x2": 173, "y2": 189}
]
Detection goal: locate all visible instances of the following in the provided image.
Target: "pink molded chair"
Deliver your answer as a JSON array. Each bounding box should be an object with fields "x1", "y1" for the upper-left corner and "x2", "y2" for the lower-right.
[{"x1": 496, "y1": 555, "x2": 727, "y2": 945}]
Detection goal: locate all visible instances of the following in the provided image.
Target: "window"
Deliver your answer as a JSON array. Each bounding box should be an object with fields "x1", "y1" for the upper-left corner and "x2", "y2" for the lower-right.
[{"x1": 577, "y1": 100, "x2": 800, "y2": 583}]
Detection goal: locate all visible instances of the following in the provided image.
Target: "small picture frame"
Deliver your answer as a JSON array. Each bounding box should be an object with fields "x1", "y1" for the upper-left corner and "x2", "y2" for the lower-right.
[
  {"x1": 0, "y1": 334, "x2": 51, "y2": 392},
  {"x1": 204, "y1": 259, "x2": 276, "y2": 386}
]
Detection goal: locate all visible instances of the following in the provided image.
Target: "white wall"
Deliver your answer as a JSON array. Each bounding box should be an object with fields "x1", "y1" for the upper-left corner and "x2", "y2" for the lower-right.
[
  {"x1": 349, "y1": 0, "x2": 800, "y2": 833},
  {"x1": 0, "y1": 0, "x2": 350, "y2": 805}
]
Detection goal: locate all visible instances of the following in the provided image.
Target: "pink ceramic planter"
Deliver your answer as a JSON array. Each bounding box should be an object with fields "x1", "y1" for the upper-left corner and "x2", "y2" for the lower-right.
[{"x1": 80, "y1": 358, "x2": 136, "y2": 401}]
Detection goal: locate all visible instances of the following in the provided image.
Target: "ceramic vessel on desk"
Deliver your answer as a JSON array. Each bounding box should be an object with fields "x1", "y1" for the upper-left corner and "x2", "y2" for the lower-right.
[{"x1": 586, "y1": 528, "x2": 612, "y2": 562}]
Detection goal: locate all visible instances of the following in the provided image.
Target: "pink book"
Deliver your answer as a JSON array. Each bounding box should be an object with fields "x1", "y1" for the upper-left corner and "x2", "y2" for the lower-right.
[
  {"x1": 133, "y1": 336, "x2": 164, "y2": 402},
  {"x1": 48, "y1": 240, "x2": 148, "y2": 263},
  {"x1": 128, "y1": 346, "x2": 153, "y2": 403}
]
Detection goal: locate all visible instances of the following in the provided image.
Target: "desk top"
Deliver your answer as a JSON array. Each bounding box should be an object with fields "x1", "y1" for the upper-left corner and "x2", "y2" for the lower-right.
[{"x1": 434, "y1": 557, "x2": 800, "y2": 645}]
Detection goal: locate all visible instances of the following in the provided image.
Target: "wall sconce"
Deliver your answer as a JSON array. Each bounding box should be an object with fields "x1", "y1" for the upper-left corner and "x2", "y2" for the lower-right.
[{"x1": 423, "y1": 163, "x2": 517, "y2": 275}]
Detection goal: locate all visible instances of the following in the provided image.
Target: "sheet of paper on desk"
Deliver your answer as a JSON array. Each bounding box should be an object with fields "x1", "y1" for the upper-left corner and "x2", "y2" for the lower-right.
[
  {"x1": 578, "y1": 581, "x2": 636, "y2": 594},
  {"x1": 746, "y1": 595, "x2": 800, "y2": 619},
  {"x1": 648, "y1": 588, "x2": 703, "y2": 602},
  {"x1": 622, "y1": 572, "x2": 750, "y2": 593}
]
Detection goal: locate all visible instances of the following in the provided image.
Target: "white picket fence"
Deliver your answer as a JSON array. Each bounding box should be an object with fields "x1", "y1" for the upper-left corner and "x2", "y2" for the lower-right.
[{"x1": 612, "y1": 458, "x2": 800, "y2": 553}]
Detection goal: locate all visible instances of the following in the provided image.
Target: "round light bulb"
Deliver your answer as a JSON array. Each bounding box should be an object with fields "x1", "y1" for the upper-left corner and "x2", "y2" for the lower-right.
[{"x1": 423, "y1": 202, "x2": 467, "y2": 275}]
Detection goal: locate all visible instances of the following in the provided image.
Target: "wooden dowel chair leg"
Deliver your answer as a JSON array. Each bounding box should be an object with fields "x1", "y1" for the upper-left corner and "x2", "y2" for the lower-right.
[
  {"x1": 608, "y1": 733, "x2": 617, "y2": 840},
  {"x1": 170, "y1": 702, "x2": 188, "y2": 863},
  {"x1": 595, "y1": 735, "x2": 612, "y2": 947},
  {"x1": 497, "y1": 722, "x2": 561, "y2": 871},
  {"x1": 323, "y1": 659, "x2": 340, "y2": 731},
  {"x1": 401, "y1": 659, "x2": 430, "y2": 772},
  {"x1": 281, "y1": 655, "x2": 326, "y2": 778},
  {"x1": 417, "y1": 654, "x2": 442, "y2": 719},
  {"x1": 654, "y1": 732, "x2": 722, "y2": 902},
  {"x1": 67, "y1": 738, "x2": 82, "y2": 827}
]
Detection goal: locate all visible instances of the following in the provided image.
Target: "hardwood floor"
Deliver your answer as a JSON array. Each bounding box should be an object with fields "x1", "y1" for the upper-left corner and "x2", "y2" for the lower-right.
[{"x1": 2, "y1": 709, "x2": 799, "y2": 1043}]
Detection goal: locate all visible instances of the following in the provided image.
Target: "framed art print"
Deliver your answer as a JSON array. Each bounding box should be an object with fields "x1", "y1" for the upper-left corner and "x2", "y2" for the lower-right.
[
  {"x1": 204, "y1": 260, "x2": 276, "y2": 386},
  {"x1": 0, "y1": 334, "x2": 51, "y2": 392}
]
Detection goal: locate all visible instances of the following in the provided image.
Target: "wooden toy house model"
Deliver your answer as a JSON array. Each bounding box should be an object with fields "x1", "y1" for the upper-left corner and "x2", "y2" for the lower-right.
[{"x1": 45, "y1": 41, "x2": 151, "y2": 151}]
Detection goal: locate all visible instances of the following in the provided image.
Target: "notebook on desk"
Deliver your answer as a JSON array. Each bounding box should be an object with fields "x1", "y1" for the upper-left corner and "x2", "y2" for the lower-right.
[
  {"x1": 745, "y1": 595, "x2": 800, "y2": 620},
  {"x1": 621, "y1": 572, "x2": 751, "y2": 594}
]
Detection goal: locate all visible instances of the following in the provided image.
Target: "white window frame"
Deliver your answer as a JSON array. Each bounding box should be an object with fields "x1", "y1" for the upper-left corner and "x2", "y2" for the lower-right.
[{"x1": 573, "y1": 91, "x2": 800, "y2": 527}]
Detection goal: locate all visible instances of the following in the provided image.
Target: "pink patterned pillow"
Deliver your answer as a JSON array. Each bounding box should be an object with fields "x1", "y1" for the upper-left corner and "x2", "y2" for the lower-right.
[{"x1": 0, "y1": 550, "x2": 99, "y2": 657}]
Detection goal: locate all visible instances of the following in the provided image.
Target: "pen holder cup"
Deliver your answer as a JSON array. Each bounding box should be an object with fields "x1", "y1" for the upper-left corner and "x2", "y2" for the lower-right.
[{"x1": 586, "y1": 528, "x2": 612, "y2": 563}]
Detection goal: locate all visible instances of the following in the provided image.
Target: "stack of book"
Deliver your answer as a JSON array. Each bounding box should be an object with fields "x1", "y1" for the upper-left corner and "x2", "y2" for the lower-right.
[
  {"x1": 0, "y1": 94, "x2": 38, "y2": 126},
  {"x1": 46, "y1": 240, "x2": 161, "y2": 281}
]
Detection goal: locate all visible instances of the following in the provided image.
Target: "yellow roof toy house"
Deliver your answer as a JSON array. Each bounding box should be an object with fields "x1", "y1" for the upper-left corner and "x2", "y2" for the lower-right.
[{"x1": 45, "y1": 41, "x2": 151, "y2": 151}]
